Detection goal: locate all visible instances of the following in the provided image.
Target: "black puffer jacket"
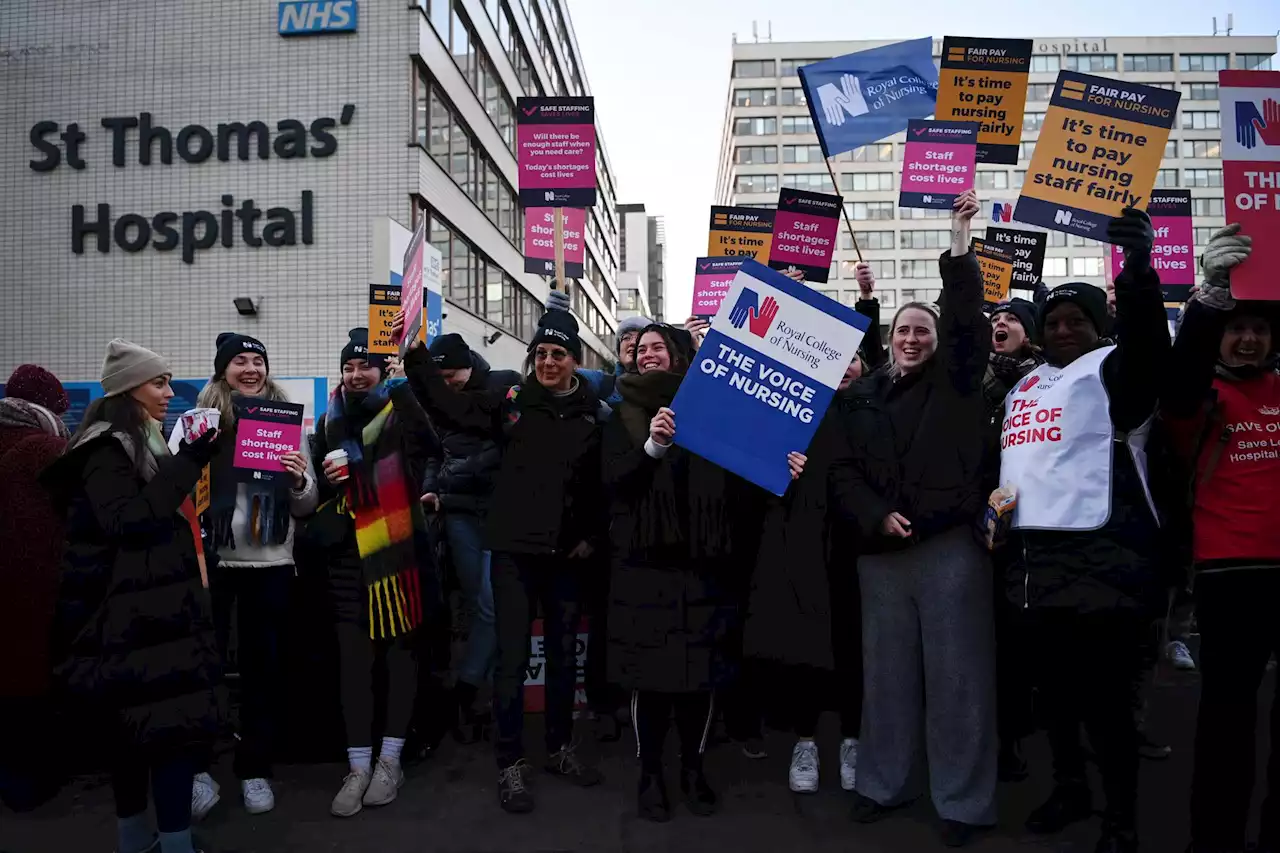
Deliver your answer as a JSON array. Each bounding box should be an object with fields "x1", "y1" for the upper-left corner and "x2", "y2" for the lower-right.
[
  {"x1": 43, "y1": 429, "x2": 222, "y2": 749},
  {"x1": 422, "y1": 351, "x2": 520, "y2": 515},
  {"x1": 1005, "y1": 265, "x2": 1170, "y2": 613},
  {"x1": 841, "y1": 249, "x2": 992, "y2": 552},
  {"x1": 404, "y1": 346, "x2": 605, "y2": 556}
]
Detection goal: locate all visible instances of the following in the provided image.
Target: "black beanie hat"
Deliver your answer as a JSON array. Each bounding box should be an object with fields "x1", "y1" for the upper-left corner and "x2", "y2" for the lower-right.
[
  {"x1": 428, "y1": 333, "x2": 472, "y2": 370},
  {"x1": 528, "y1": 310, "x2": 583, "y2": 362},
  {"x1": 340, "y1": 328, "x2": 378, "y2": 369},
  {"x1": 214, "y1": 332, "x2": 268, "y2": 377},
  {"x1": 991, "y1": 298, "x2": 1040, "y2": 346},
  {"x1": 1042, "y1": 283, "x2": 1109, "y2": 336}
]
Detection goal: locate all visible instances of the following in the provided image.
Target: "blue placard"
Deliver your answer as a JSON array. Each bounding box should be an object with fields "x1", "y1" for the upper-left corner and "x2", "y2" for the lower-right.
[
  {"x1": 278, "y1": 0, "x2": 357, "y2": 36},
  {"x1": 670, "y1": 260, "x2": 870, "y2": 495}
]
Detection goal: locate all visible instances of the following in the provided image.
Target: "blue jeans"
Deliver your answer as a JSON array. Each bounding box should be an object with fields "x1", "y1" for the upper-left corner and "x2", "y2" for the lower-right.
[{"x1": 445, "y1": 513, "x2": 496, "y2": 687}]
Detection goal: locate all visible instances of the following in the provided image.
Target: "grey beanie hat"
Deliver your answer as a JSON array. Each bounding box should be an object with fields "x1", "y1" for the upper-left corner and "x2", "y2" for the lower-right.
[
  {"x1": 616, "y1": 315, "x2": 654, "y2": 354},
  {"x1": 100, "y1": 338, "x2": 172, "y2": 397}
]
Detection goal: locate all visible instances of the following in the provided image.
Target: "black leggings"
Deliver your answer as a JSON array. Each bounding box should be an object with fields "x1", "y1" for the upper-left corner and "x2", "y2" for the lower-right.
[
  {"x1": 336, "y1": 622, "x2": 417, "y2": 747},
  {"x1": 633, "y1": 691, "x2": 715, "y2": 773},
  {"x1": 112, "y1": 749, "x2": 193, "y2": 833}
]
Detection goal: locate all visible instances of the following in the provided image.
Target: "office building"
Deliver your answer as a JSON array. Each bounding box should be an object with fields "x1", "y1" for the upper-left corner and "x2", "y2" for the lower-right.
[
  {"x1": 0, "y1": 0, "x2": 623, "y2": 393},
  {"x1": 715, "y1": 35, "x2": 1276, "y2": 314},
  {"x1": 619, "y1": 202, "x2": 668, "y2": 321}
]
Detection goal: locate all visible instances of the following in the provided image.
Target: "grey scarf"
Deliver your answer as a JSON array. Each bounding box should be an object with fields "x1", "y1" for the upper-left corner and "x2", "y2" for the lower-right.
[
  {"x1": 0, "y1": 398, "x2": 69, "y2": 439},
  {"x1": 69, "y1": 421, "x2": 163, "y2": 482}
]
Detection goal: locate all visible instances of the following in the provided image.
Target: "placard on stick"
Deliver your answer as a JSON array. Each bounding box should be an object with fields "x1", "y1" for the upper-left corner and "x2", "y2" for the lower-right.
[
  {"x1": 974, "y1": 239, "x2": 1016, "y2": 303},
  {"x1": 707, "y1": 206, "x2": 775, "y2": 260},
  {"x1": 368, "y1": 283, "x2": 401, "y2": 355},
  {"x1": 692, "y1": 257, "x2": 743, "y2": 320},
  {"x1": 936, "y1": 37, "x2": 1033, "y2": 165},
  {"x1": 986, "y1": 226, "x2": 1047, "y2": 293},
  {"x1": 1218, "y1": 70, "x2": 1280, "y2": 301},
  {"x1": 1110, "y1": 190, "x2": 1194, "y2": 302},
  {"x1": 767, "y1": 189, "x2": 842, "y2": 282},
  {"x1": 899, "y1": 120, "x2": 979, "y2": 209},
  {"x1": 515, "y1": 97, "x2": 597, "y2": 208}
]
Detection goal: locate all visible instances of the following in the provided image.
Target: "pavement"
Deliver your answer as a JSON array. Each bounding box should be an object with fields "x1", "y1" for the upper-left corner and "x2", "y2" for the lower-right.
[{"x1": 0, "y1": 663, "x2": 1262, "y2": 853}]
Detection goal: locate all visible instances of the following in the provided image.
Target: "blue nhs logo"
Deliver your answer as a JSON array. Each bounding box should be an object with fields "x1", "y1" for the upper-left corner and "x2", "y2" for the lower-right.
[{"x1": 278, "y1": 1, "x2": 357, "y2": 36}]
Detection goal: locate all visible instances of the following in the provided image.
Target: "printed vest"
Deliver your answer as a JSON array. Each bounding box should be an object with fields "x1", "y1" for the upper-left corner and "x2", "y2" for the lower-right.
[{"x1": 999, "y1": 345, "x2": 1154, "y2": 531}]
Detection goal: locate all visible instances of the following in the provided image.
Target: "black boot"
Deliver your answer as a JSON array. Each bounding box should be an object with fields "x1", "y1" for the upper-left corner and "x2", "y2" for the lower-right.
[
  {"x1": 850, "y1": 792, "x2": 896, "y2": 824},
  {"x1": 1026, "y1": 781, "x2": 1093, "y2": 834},
  {"x1": 680, "y1": 766, "x2": 718, "y2": 816},
  {"x1": 638, "y1": 771, "x2": 670, "y2": 822}
]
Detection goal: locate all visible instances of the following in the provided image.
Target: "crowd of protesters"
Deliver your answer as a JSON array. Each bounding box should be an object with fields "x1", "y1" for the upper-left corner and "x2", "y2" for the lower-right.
[{"x1": 1, "y1": 189, "x2": 1278, "y2": 853}]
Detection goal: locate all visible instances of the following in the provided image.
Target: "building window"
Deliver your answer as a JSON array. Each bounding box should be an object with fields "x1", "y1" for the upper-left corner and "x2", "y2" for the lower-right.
[
  {"x1": 1194, "y1": 227, "x2": 1216, "y2": 245},
  {"x1": 738, "y1": 202, "x2": 776, "y2": 209},
  {"x1": 842, "y1": 172, "x2": 894, "y2": 192},
  {"x1": 839, "y1": 143, "x2": 895, "y2": 163},
  {"x1": 735, "y1": 173, "x2": 779, "y2": 194},
  {"x1": 1071, "y1": 257, "x2": 1104, "y2": 277},
  {"x1": 1181, "y1": 111, "x2": 1221, "y2": 130},
  {"x1": 851, "y1": 259, "x2": 895, "y2": 279},
  {"x1": 1164, "y1": 139, "x2": 1178, "y2": 158},
  {"x1": 899, "y1": 230, "x2": 950, "y2": 249},
  {"x1": 734, "y1": 116, "x2": 777, "y2": 136},
  {"x1": 974, "y1": 171, "x2": 1009, "y2": 190},
  {"x1": 1180, "y1": 82, "x2": 1219, "y2": 101},
  {"x1": 783, "y1": 144, "x2": 825, "y2": 163},
  {"x1": 1123, "y1": 54, "x2": 1173, "y2": 72},
  {"x1": 780, "y1": 87, "x2": 807, "y2": 106},
  {"x1": 781, "y1": 116, "x2": 815, "y2": 134},
  {"x1": 780, "y1": 58, "x2": 825, "y2": 76},
  {"x1": 900, "y1": 260, "x2": 933, "y2": 279},
  {"x1": 878, "y1": 290, "x2": 898, "y2": 309},
  {"x1": 1065, "y1": 54, "x2": 1117, "y2": 72},
  {"x1": 848, "y1": 201, "x2": 894, "y2": 221},
  {"x1": 733, "y1": 60, "x2": 775, "y2": 78},
  {"x1": 1012, "y1": 170, "x2": 1026, "y2": 188},
  {"x1": 900, "y1": 207, "x2": 949, "y2": 219},
  {"x1": 1185, "y1": 168, "x2": 1223, "y2": 188},
  {"x1": 1153, "y1": 168, "x2": 1179, "y2": 188},
  {"x1": 1024, "y1": 112, "x2": 1046, "y2": 132},
  {"x1": 846, "y1": 230, "x2": 893, "y2": 250},
  {"x1": 1019, "y1": 141, "x2": 1037, "y2": 160},
  {"x1": 1045, "y1": 231, "x2": 1067, "y2": 247},
  {"x1": 1043, "y1": 257, "x2": 1068, "y2": 277},
  {"x1": 734, "y1": 88, "x2": 777, "y2": 106},
  {"x1": 734, "y1": 145, "x2": 778, "y2": 164},
  {"x1": 782, "y1": 172, "x2": 835, "y2": 192},
  {"x1": 1180, "y1": 54, "x2": 1228, "y2": 72},
  {"x1": 1026, "y1": 83, "x2": 1055, "y2": 102},
  {"x1": 1236, "y1": 54, "x2": 1273, "y2": 71},
  {"x1": 1070, "y1": 234, "x2": 1103, "y2": 247},
  {"x1": 1030, "y1": 55, "x2": 1061, "y2": 73}
]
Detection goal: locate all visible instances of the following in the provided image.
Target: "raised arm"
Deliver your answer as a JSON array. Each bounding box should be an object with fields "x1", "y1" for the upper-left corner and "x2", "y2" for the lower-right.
[
  {"x1": 403, "y1": 343, "x2": 505, "y2": 437},
  {"x1": 936, "y1": 189, "x2": 991, "y2": 394},
  {"x1": 853, "y1": 262, "x2": 887, "y2": 370}
]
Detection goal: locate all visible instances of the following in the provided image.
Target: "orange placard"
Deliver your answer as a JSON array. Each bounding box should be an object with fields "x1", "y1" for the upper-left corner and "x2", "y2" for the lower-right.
[
  {"x1": 974, "y1": 239, "x2": 1015, "y2": 303},
  {"x1": 707, "y1": 206, "x2": 775, "y2": 260},
  {"x1": 936, "y1": 37, "x2": 1033, "y2": 165}
]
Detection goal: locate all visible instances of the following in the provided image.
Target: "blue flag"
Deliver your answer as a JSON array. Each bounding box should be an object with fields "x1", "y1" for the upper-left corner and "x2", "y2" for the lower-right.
[{"x1": 798, "y1": 37, "x2": 939, "y2": 158}]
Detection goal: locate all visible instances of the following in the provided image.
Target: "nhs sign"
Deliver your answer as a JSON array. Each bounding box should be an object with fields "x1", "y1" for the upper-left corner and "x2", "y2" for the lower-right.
[{"x1": 278, "y1": 1, "x2": 357, "y2": 36}]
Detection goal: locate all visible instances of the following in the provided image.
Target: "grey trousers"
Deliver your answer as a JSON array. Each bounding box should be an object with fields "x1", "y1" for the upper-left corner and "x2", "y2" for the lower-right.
[{"x1": 856, "y1": 525, "x2": 998, "y2": 826}]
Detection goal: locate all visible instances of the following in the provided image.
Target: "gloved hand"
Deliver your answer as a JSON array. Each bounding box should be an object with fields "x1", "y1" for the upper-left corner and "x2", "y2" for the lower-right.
[
  {"x1": 1107, "y1": 208, "x2": 1155, "y2": 275},
  {"x1": 178, "y1": 428, "x2": 221, "y2": 467},
  {"x1": 1197, "y1": 223, "x2": 1251, "y2": 311},
  {"x1": 546, "y1": 289, "x2": 571, "y2": 313}
]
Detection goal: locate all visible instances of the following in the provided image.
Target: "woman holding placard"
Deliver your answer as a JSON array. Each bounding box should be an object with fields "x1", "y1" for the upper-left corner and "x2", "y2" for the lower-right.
[
  {"x1": 44, "y1": 339, "x2": 221, "y2": 853},
  {"x1": 184, "y1": 333, "x2": 318, "y2": 819},
  {"x1": 840, "y1": 188, "x2": 998, "y2": 848},
  {"x1": 310, "y1": 328, "x2": 440, "y2": 818}
]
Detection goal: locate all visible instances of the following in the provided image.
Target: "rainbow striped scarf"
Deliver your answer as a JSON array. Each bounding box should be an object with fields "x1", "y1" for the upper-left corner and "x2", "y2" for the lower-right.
[{"x1": 328, "y1": 385, "x2": 427, "y2": 640}]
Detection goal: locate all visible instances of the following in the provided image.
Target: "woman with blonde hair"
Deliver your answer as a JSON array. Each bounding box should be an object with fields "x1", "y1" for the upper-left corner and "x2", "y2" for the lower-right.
[{"x1": 182, "y1": 333, "x2": 318, "y2": 819}]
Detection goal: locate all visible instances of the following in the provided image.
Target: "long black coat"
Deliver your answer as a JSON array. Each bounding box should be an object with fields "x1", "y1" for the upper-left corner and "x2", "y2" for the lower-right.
[{"x1": 44, "y1": 431, "x2": 222, "y2": 750}]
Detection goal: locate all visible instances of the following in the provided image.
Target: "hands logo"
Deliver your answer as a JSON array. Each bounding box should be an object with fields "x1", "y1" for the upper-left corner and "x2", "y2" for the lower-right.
[
  {"x1": 991, "y1": 203, "x2": 1012, "y2": 223},
  {"x1": 1236, "y1": 98, "x2": 1280, "y2": 150},
  {"x1": 728, "y1": 287, "x2": 780, "y2": 338},
  {"x1": 816, "y1": 74, "x2": 870, "y2": 127},
  {"x1": 1018, "y1": 375, "x2": 1040, "y2": 393}
]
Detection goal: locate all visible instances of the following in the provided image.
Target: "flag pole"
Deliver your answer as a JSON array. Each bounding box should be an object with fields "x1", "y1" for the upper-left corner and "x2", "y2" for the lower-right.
[{"x1": 824, "y1": 156, "x2": 864, "y2": 264}]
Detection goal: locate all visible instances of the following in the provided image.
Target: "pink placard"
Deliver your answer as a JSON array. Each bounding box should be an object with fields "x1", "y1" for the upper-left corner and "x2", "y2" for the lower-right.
[
  {"x1": 1110, "y1": 190, "x2": 1194, "y2": 301},
  {"x1": 400, "y1": 222, "x2": 425, "y2": 345},
  {"x1": 767, "y1": 188, "x2": 842, "y2": 283},
  {"x1": 692, "y1": 257, "x2": 743, "y2": 318},
  {"x1": 524, "y1": 208, "x2": 586, "y2": 278},
  {"x1": 1220, "y1": 71, "x2": 1280, "y2": 301},
  {"x1": 515, "y1": 97, "x2": 597, "y2": 207},
  {"x1": 231, "y1": 399, "x2": 304, "y2": 484},
  {"x1": 899, "y1": 120, "x2": 979, "y2": 210}
]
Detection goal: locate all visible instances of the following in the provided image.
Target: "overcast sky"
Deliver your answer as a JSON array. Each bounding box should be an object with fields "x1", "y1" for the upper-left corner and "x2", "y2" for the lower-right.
[{"x1": 571, "y1": 0, "x2": 1280, "y2": 320}]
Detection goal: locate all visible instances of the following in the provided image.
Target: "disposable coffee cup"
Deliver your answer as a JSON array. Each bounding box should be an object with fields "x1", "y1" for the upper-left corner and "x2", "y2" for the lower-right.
[
  {"x1": 325, "y1": 449, "x2": 350, "y2": 482},
  {"x1": 180, "y1": 408, "x2": 221, "y2": 441}
]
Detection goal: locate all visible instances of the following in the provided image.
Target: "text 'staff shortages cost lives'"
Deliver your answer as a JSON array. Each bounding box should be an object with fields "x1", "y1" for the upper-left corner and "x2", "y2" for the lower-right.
[
  {"x1": 670, "y1": 259, "x2": 870, "y2": 496},
  {"x1": 986, "y1": 226, "x2": 1047, "y2": 294},
  {"x1": 368, "y1": 283, "x2": 401, "y2": 356},
  {"x1": 1014, "y1": 72, "x2": 1180, "y2": 240},
  {"x1": 1109, "y1": 190, "x2": 1194, "y2": 302},
  {"x1": 524, "y1": 207, "x2": 586, "y2": 278},
  {"x1": 936, "y1": 37, "x2": 1033, "y2": 165},
  {"x1": 231, "y1": 398, "x2": 304, "y2": 484},
  {"x1": 768, "y1": 189, "x2": 842, "y2": 282},
  {"x1": 1218, "y1": 70, "x2": 1280, "y2": 301},
  {"x1": 692, "y1": 257, "x2": 744, "y2": 320},
  {"x1": 974, "y1": 239, "x2": 1016, "y2": 303},
  {"x1": 707, "y1": 206, "x2": 774, "y2": 261},
  {"x1": 516, "y1": 97, "x2": 596, "y2": 208},
  {"x1": 899, "y1": 120, "x2": 979, "y2": 210}
]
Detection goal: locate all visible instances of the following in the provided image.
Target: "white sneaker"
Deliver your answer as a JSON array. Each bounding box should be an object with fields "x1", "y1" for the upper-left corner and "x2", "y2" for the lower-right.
[
  {"x1": 362, "y1": 757, "x2": 404, "y2": 806},
  {"x1": 788, "y1": 740, "x2": 819, "y2": 793},
  {"x1": 241, "y1": 777, "x2": 275, "y2": 814},
  {"x1": 330, "y1": 768, "x2": 371, "y2": 818},
  {"x1": 191, "y1": 772, "x2": 220, "y2": 822},
  {"x1": 1167, "y1": 640, "x2": 1196, "y2": 671},
  {"x1": 839, "y1": 738, "x2": 859, "y2": 791}
]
